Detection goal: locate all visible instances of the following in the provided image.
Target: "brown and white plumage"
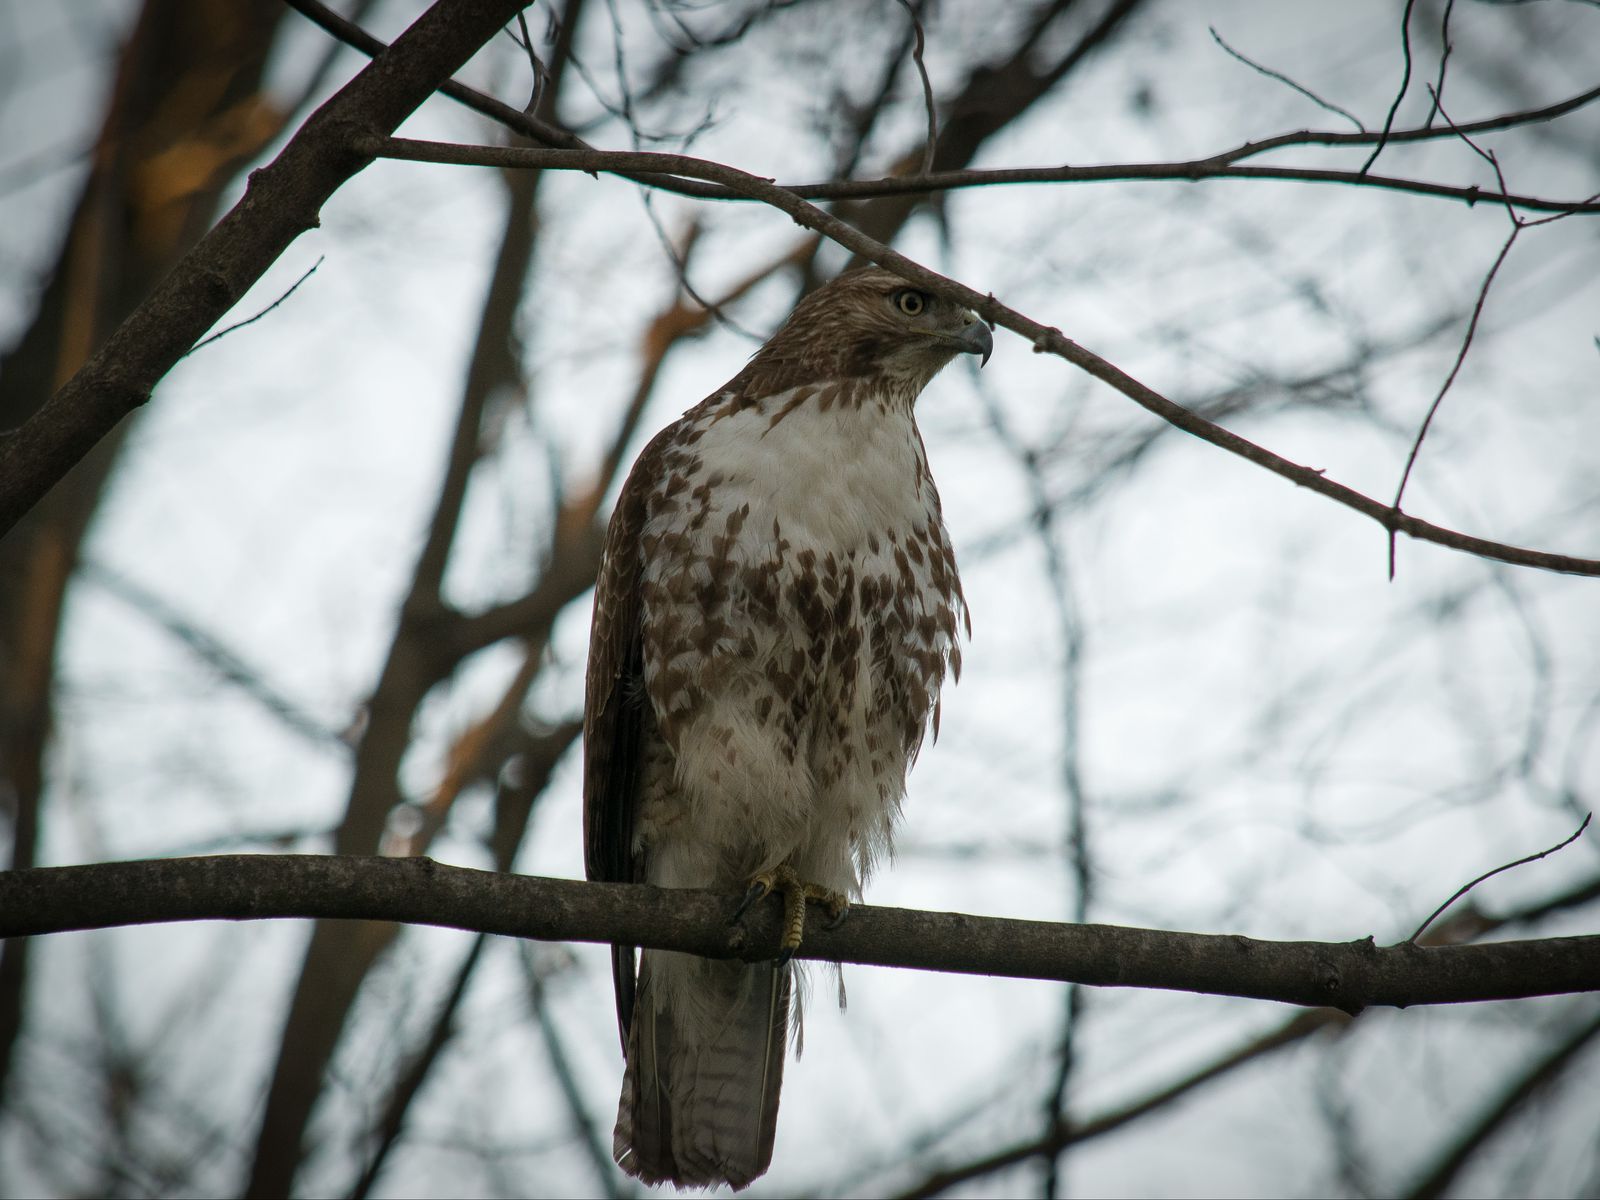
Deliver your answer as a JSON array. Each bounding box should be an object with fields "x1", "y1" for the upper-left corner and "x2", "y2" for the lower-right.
[{"x1": 583, "y1": 267, "x2": 990, "y2": 1190}]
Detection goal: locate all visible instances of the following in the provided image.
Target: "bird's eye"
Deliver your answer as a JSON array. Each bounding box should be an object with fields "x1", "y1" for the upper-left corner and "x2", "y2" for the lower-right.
[{"x1": 895, "y1": 290, "x2": 927, "y2": 317}]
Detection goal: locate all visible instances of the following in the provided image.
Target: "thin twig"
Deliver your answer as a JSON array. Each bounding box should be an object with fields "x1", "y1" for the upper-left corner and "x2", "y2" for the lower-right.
[
  {"x1": 973, "y1": 373, "x2": 1093, "y2": 1199},
  {"x1": 1209, "y1": 27, "x2": 1364, "y2": 131},
  {"x1": 1361, "y1": 0, "x2": 1418, "y2": 174},
  {"x1": 518, "y1": 945, "x2": 632, "y2": 1198},
  {"x1": 183, "y1": 257, "x2": 323, "y2": 358},
  {"x1": 637, "y1": 201, "x2": 765, "y2": 340},
  {"x1": 365, "y1": 130, "x2": 1600, "y2": 214},
  {"x1": 78, "y1": 560, "x2": 347, "y2": 750},
  {"x1": 1387, "y1": 226, "x2": 1517, "y2": 580},
  {"x1": 897, "y1": 0, "x2": 939, "y2": 174},
  {"x1": 1423, "y1": 0, "x2": 1457, "y2": 128},
  {"x1": 286, "y1": 0, "x2": 1600, "y2": 204},
  {"x1": 1409, "y1": 813, "x2": 1592, "y2": 943},
  {"x1": 346, "y1": 936, "x2": 490, "y2": 1200},
  {"x1": 1386, "y1": 87, "x2": 1598, "y2": 578},
  {"x1": 512, "y1": 9, "x2": 548, "y2": 115}
]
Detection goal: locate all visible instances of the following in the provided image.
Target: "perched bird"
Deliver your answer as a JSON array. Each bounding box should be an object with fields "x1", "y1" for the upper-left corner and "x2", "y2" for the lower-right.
[{"x1": 583, "y1": 266, "x2": 991, "y2": 1189}]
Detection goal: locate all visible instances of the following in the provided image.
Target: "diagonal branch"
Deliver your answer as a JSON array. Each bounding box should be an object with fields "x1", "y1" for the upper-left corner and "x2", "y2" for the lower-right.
[
  {"x1": 368, "y1": 137, "x2": 1600, "y2": 579},
  {"x1": 892, "y1": 1009, "x2": 1352, "y2": 1199},
  {"x1": 0, "y1": 0, "x2": 535, "y2": 538},
  {"x1": 1208, "y1": 26, "x2": 1365, "y2": 131},
  {"x1": 1404, "y1": 1005, "x2": 1600, "y2": 1200},
  {"x1": 1409, "y1": 813, "x2": 1592, "y2": 942},
  {"x1": 79, "y1": 561, "x2": 347, "y2": 751}
]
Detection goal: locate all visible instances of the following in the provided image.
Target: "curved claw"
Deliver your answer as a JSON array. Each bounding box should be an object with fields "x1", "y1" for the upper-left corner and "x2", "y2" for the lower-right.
[
  {"x1": 820, "y1": 899, "x2": 851, "y2": 931},
  {"x1": 731, "y1": 877, "x2": 774, "y2": 925},
  {"x1": 731, "y1": 867, "x2": 850, "y2": 961}
]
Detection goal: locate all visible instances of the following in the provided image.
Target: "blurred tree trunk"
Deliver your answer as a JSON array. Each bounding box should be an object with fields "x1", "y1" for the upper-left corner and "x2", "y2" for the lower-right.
[
  {"x1": 0, "y1": 0, "x2": 289, "y2": 1101},
  {"x1": 242, "y1": 3, "x2": 593, "y2": 1192}
]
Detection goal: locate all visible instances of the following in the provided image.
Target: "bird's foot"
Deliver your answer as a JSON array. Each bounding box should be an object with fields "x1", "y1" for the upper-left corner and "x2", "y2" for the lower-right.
[{"x1": 733, "y1": 866, "x2": 850, "y2": 964}]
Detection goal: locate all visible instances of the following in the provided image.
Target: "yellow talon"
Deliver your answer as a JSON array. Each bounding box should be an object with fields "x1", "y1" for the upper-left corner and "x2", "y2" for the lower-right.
[{"x1": 734, "y1": 867, "x2": 851, "y2": 963}]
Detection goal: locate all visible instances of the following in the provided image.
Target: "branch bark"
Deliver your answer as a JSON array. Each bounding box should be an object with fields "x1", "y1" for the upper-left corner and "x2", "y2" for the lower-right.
[{"x1": 2, "y1": 855, "x2": 1596, "y2": 1012}]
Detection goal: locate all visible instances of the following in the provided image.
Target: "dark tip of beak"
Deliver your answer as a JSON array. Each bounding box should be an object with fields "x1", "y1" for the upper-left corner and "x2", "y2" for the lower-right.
[{"x1": 960, "y1": 319, "x2": 994, "y2": 367}]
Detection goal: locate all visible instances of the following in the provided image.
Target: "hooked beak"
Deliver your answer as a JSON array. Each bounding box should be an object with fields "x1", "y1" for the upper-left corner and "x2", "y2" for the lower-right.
[{"x1": 956, "y1": 315, "x2": 993, "y2": 367}]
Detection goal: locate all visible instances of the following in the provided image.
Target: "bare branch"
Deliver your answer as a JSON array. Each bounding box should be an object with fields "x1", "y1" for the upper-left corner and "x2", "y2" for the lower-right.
[
  {"x1": 10, "y1": 14, "x2": 1595, "y2": 537},
  {"x1": 892, "y1": 1009, "x2": 1352, "y2": 1200},
  {"x1": 1388, "y1": 226, "x2": 1518, "y2": 579},
  {"x1": 1404, "y1": 1006, "x2": 1600, "y2": 1200},
  {"x1": 1361, "y1": 0, "x2": 1419, "y2": 174},
  {"x1": 1208, "y1": 26, "x2": 1365, "y2": 131},
  {"x1": 182, "y1": 257, "x2": 323, "y2": 358},
  {"x1": 368, "y1": 136, "x2": 1600, "y2": 579},
  {"x1": 289, "y1": 0, "x2": 1600, "y2": 206},
  {"x1": 896, "y1": 0, "x2": 938, "y2": 175},
  {"x1": 0, "y1": 0, "x2": 536, "y2": 538},
  {"x1": 79, "y1": 561, "x2": 347, "y2": 751},
  {"x1": 2, "y1": 856, "x2": 1597, "y2": 1011},
  {"x1": 1409, "y1": 813, "x2": 1592, "y2": 943}
]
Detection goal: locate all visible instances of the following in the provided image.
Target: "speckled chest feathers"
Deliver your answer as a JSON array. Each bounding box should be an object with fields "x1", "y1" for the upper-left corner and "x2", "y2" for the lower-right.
[{"x1": 634, "y1": 370, "x2": 965, "y2": 891}]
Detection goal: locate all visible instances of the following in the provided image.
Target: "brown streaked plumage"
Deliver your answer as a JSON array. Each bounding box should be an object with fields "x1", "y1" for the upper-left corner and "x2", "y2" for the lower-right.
[{"x1": 583, "y1": 267, "x2": 990, "y2": 1190}]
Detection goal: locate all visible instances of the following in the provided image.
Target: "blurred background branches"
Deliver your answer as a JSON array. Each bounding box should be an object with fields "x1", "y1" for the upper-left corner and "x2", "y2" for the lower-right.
[{"x1": 0, "y1": 1, "x2": 1597, "y2": 1196}]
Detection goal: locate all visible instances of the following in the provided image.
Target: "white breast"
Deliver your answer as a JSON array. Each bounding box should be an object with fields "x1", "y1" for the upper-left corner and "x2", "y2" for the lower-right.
[
  {"x1": 689, "y1": 390, "x2": 931, "y2": 552},
  {"x1": 636, "y1": 385, "x2": 957, "y2": 899}
]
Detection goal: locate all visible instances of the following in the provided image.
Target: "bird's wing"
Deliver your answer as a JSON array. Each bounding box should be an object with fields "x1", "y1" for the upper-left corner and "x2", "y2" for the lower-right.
[{"x1": 583, "y1": 455, "x2": 654, "y2": 1045}]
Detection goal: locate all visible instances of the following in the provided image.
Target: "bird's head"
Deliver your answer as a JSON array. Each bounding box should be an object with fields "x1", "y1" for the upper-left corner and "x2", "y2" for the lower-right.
[{"x1": 741, "y1": 267, "x2": 993, "y2": 404}]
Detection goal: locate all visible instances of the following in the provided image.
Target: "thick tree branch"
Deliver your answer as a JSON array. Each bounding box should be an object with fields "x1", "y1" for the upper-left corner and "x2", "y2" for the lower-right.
[
  {"x1": 0, "y1": 0, "x2": 532, "y2": 539},
  {"x1": 243, "y1": 10, "x2": 585, "y2": 1190},
  {"x1": 368, "y1": 136, "x2": 1600, "y2": 578},
  {"x1": 1, "y1": 855, "x2": 1596, "y2": 1012}
]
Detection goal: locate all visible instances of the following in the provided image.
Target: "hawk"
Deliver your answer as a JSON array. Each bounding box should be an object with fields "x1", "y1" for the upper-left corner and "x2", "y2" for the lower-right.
[{"x1": 583, "y1": 266, "x2": 991, "y2": 1189}]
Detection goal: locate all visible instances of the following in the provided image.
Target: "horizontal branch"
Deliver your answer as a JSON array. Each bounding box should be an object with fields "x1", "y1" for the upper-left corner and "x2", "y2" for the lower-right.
[
  {"x1": 371, "y1": 134, "x2": 1600, "y2": 214},
  {"x1": 305, "y1": 0, "x2": 1600, "y2": 211},
  {"x1": 799, "y1": 162, "x2": 1599, "y2": 214},
  {"x1": 368, "y1": 135, "x2": 1600, "y2": 578},
  {"x1": 2, "y1": 855, "x2": 1597, "y2": 1013}
]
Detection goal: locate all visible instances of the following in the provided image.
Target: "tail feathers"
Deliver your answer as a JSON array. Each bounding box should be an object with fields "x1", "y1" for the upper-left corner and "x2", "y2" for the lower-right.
[{"x1": 614, "y1": 951, "x2": 789, "y2": 1190}]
